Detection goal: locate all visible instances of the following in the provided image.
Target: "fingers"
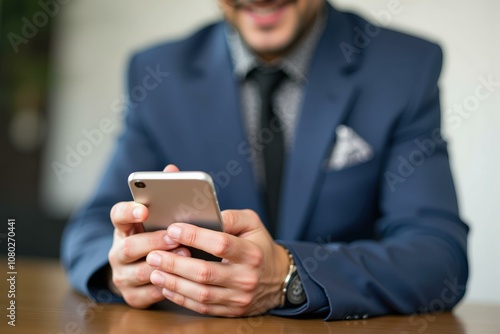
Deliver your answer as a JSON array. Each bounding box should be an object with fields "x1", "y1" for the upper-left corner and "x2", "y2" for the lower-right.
[
  {"x1": 151, "y1": 271, "x2": 250, "y2": 317},
  {"x1": 151, "y1": 270, "x2": 230, "y2": 304},
  {"x1": 109, "y1": 248, "x2": 190, "y2": 309},
  {"x1": 163, "y1": 164, "x2": 180, "y2": 172},
  {"x1": 146, "y1": 250, "x2": 259, "y2": 291},
  {"x1": 147, "y1": 251, "x2": 228, "y2": 286},
  {"x1": 111, "y1": 261, "x2": 156, "y2": 288},
  {"x1": 110, "y1": 230, "x2": 182, "y2": 264},
  {"x1": 220, "y1": 209, "x2": 264, "y2": 237},
  {"x1": 109, "y1": 261, "x2": 165, "y2": 309},
  {"x1": 110, "y1": 201, "x2": 148, "y2": 236},
  {"x1": 107, "y1": 163, "x2": 183, "y2": 310},
  {"x1": 121, "y1": 284, "x2": 165, "y2": 309},
  {"x1": 141, "y1": 209, "x2": 281, "y2": 317},
  {"x1": 161, "y1": 287, "x2": 237, "y2": 317},
  {"x1": 164, "y1": 222, "x2": 262, "y2": 265}
]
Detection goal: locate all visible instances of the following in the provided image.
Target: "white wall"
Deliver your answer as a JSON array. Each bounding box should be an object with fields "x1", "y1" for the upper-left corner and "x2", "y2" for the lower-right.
[
  {"x1": 41, "y1": 0, "x2": 500, "y2": 304},
  {"x1": 41, "y1": 0, "x2": 222, "y2": 216}
]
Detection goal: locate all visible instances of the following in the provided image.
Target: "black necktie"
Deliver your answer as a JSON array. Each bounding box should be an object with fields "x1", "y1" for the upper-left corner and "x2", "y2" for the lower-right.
[{"x1": 249, "y1": 68, "x2": 287, "y2": 237}]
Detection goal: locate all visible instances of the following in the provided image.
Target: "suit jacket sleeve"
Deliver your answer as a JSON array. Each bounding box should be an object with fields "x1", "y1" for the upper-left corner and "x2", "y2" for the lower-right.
[
  {"x1": 272, "y1": 45, "x2": 469, "y2": 320},
  {"x1": 61, "y1": 54, "x2": 165, "y2": 302}
]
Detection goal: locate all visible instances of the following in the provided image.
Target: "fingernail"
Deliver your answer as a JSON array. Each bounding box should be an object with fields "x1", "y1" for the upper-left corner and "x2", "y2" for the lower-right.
[
  {"x1": 150, "y1": 271, "x2": 164, "y2": 286},
  {"x1": 163, "y1": 234, "x2": 177, "y2": 245},
  {"x1": 168, "y1": 225, "x2": 181, "y2": 239},
  {"x1": 147, "y1": 253, "x2": 161, "y2": 267},
  {"x1": 132, "y1": 207, "x2": 142, "y2": 219},
  {"x1": 172, "y1": 249, "x2": 188, "y2": 257},
  {"x1": 163, "y1": 288, "x2": 174, "y2": 298}
]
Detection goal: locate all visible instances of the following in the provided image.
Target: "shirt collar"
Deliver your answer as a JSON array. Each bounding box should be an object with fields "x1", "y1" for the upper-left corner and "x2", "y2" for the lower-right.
[{"x1": 226, "y1": 5, "x2": 328, "y2": 82}]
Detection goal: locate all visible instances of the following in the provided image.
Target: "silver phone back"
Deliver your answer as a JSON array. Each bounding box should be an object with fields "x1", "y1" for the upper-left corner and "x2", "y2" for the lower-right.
[{"x1": 128, "y1": 172, "x2": 224, "y2": 233}]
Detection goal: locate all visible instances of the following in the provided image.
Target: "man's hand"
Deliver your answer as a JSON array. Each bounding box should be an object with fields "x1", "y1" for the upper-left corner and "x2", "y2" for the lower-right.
[
  {"x1": 146, "y1": 209, "x2": 291, "y2": 317},
  {"x1": 108, "y1": 165, "x2": 190, "y2": 309}
]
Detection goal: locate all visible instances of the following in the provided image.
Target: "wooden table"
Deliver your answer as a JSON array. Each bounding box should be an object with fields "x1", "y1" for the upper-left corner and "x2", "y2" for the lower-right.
[{"x1": 1, "y1": 258, "x2": 498, "y2": 333}]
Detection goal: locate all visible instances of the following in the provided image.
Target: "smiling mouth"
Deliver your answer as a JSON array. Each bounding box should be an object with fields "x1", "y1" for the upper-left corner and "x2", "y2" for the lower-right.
[
  {"x1": 238, "y1": 0, "x2": 294, "y2": 27},
  {"x1": 233, "y1": 0, "x2": 291, "y2": 6},
  {"x1": 233, "y1": 0, "x2": 293, "y2": 13}
]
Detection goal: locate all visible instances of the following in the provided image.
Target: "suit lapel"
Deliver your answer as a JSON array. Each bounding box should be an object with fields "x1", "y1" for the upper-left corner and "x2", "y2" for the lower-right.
[
  {"x1": 278, "y1": 6, "x2": 361, "y2": 239},
  {"x1": 191, "y1": 25, "x2": 265, "y2": 218}
]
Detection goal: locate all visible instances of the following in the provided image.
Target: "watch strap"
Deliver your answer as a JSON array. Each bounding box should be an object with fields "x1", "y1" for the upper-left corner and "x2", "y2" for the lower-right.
[{"x1": 279, "y1": 248, "x2": 296, "y2": 308}]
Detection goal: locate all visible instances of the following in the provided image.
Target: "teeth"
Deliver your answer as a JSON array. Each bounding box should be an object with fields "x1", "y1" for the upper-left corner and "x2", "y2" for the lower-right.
[{"x1": 251, "y1": 6, "x2": 278, "y2": 15}]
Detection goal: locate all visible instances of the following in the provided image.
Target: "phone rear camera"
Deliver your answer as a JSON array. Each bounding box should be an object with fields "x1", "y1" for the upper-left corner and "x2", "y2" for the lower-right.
[{"x1": 134, "y1": 181, "x2": 146, "y2": 188}]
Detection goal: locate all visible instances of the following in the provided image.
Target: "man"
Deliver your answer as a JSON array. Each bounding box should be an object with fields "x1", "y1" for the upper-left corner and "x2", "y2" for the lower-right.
[{"x1": 62, "y1": 0, "x2": 469, "y2": 320}]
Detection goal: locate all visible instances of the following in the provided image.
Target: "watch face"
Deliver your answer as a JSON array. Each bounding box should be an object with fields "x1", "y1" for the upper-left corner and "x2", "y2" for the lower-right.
[{"x1": 287, "y1": 274, "x2": 307, "y2": 305}]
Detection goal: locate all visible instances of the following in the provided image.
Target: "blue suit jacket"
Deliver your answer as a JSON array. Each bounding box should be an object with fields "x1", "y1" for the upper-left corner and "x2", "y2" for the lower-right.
[{"x1": 62, "y1": 5, "x2": 468, "y2": 320}]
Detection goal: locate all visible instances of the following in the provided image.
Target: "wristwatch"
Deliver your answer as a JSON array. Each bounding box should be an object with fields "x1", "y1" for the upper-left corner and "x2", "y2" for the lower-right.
[{"x1": 281, "y1": 248, "x2": 307, "y2": 308}]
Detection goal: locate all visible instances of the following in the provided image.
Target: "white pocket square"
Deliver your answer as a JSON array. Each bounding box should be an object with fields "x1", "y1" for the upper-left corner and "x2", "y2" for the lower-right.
[{"x1": 326, "y1": 125, "x2": 373, "y2": 171}]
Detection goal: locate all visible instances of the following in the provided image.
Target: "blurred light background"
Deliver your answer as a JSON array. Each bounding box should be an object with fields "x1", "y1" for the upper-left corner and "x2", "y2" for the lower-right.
[{"x1": 1, "y1": 0, "x2": 499, "y2": 304}]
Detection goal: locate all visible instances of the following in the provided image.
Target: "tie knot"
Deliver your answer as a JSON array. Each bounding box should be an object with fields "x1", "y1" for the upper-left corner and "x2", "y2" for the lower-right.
[{"x1": 248, "y1": 67, "x2": 287, "y2": 96}]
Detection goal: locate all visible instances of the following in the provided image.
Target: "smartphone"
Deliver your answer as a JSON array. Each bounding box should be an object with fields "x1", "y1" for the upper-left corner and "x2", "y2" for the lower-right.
[{"x1": 128, "y1": 171, "x2": 224, "y2": 261}]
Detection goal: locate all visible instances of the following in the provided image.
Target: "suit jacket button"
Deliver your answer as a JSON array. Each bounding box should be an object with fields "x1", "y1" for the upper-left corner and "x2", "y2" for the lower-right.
[
  {"x1": 362, "y1": 314, "x2": 369, "y2": 319},
  {"x1": 345, "y1": 315, "x2": 352, "y2": 320},
  {"x1": 353, "y1": 314, "x2": 360, "y2": 319}
]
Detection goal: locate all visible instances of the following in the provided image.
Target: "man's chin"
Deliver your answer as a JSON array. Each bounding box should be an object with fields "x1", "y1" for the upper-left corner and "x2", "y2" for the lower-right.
[
  {"x1": 250, "y1": 45, "x2": 288, "y2": 60},
  {"x1": 241, "y1": 31, "x2": 295, "y2": 59}
]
